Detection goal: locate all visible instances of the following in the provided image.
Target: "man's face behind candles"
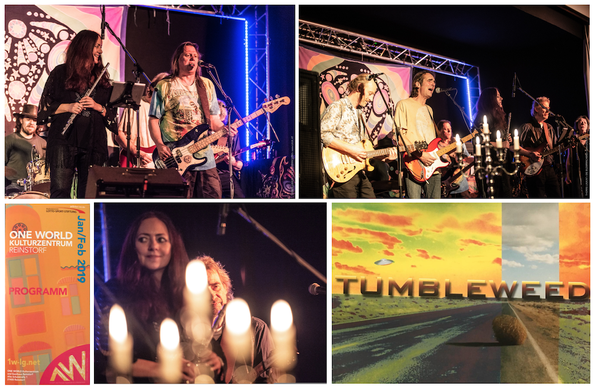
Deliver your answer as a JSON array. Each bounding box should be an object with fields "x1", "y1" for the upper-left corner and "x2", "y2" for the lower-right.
[{"x1": 135, "y1": 217, "x2": 172, "y2": 272}]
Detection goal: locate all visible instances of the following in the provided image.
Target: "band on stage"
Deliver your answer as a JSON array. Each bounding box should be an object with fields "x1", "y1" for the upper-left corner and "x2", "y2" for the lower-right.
[
  {"x1": 5, "y1": 30, "x2": 263, "y2": 199},
  {"x1": 320, "y1": 71, "x2": 589, "y2": 199}
]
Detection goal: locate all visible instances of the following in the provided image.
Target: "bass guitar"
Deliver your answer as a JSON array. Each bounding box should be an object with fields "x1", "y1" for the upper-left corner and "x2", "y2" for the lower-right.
[
  {"x1": 212, "y1": 139, "x2": 272, "y2": 164},
  {"x1": 441, "y1": 162, "x2": 473, "y2": 198},
  {"x1": 520, "y1": 134, "x2": 588, "y2": 176},
  {"x1": 403, "y1": 129, "x2": 478, "y2": 183},
  {"x1": 323, "y1": 140, "x2": 427, "y2": 183},
  {"x1": 153, "y1": 96, "x2": 289, "y2": 176}
]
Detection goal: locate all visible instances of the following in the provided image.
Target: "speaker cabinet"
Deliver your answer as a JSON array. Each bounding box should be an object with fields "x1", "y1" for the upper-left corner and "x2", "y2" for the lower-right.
[
  {"x1": 299, "y1": 69, "x2": 323, "y2": 198},
  {"x1": 85, "y1": 166, "x2": 188, "y2": 198}
]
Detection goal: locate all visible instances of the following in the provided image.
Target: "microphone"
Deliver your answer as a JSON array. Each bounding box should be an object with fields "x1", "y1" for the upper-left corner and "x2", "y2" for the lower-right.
[
  {"x1": 434, "y1": 87, "x2": 456, "y2": 94},
  {"x1": 512, "y1": 72, "x2": 516, "y2": 98},
  {"x1": 216, "y1": 204, "x2": 229, "y2": 236},
  {"x1": 198, "y1": 60, "x2": 215, "y2": 68},
  {"x1": 367, "y1": 72, "x2": 384, "y2": 81},
  {"x1": 100, "y1": 5, "x2": 105, "y2": 40},
  {"x1": 308, "y1": 283, "x2": 326, "y2": 296}
]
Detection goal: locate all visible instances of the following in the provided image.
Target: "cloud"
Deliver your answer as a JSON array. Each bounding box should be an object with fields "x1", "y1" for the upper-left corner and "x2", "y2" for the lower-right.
[
  {"x1": 417, "y1": 249, "x2": 430, "y2": 259},
  {"x1": 334, "y1": 208, "x2": 415, "y2": 227},
  {"x1": 502, "y1": 259, "x2": 524, "y2": 268},
  {"x1": 334, "y1": 226, "x2": 403, "y2": 249},
  {"x1": 402, "y1": 228, "x2": 423, "y2": 236},
  {"x1": 492, "y1": 257, "x2": 502, "y2": 265},
  {"x1": 332, "y1": 238, "x2": 362, "y2": 256},
  {"x1": 334, "y1": 262, "x2": 377, "y2": 276},
  {"x1": 460, "y1": 239, "x2": 488, "y2": 247},
  {"x1": 383, "y1": 250, "x2": 394, "y2": 256},
  {"x1": 514, "y1": 247, "x2": 558, "y2": 264},
  {"x1": 411, "y1": 265, "x2": 417, "y2": 268}
]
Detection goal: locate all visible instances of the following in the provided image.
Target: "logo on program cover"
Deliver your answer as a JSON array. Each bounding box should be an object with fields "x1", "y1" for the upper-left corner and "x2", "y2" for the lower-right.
[
  {"x1": 12, "y1": 222, "x2": 28, "y2": 232},
  {"x1": 39, "y1": 345, "x2": 89, "y2": 385}
]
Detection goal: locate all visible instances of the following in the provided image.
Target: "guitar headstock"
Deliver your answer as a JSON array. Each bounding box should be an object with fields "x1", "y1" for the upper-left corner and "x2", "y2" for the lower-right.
[{"x1": 263, "y1": 96, "x2": 290, "y2": 113}]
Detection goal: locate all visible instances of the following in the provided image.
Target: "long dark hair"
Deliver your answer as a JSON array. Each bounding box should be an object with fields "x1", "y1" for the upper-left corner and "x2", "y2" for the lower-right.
[
  {"x1": 116, "y1": 211, "x2": 189, "y2": 322},
  {"x1": 475, "y1": 87, "x2": 506, "y2": 131},
  {"x1": 64, "y1": 30, "x2": 110, "y2": 92}
]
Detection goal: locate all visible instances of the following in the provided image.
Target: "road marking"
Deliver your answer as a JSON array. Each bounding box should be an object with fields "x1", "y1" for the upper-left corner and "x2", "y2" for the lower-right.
[{"x1": 508, "y1": 303, "x2": 561, "y2": 383}]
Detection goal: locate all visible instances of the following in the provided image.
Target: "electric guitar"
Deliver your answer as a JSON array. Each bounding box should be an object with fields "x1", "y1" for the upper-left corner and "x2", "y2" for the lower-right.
[
  {"x1": 441, "y1": 162, "x2": 474, "y2": 198},
  {"x1": 520, "y1": 134, "x2": 588, "y2": 176},
  {"x1": 153, "y1": 96, "x2": 289, "y2": 176},
  {"x1": 322, "y1": 140, "x2": 426, "y2": 183},
  {"x1": 212, "y1": 139, "x2": 272, "y2": 164},
  {"x1": 119, "y1": 146, "x2": 156, "y2": 168},
  {"x1": 403, "y1": 130, "x2": 478, "y2": 183}
]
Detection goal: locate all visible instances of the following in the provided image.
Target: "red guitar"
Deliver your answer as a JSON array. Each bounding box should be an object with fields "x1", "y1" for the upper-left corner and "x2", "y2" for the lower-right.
[
  {"x1": 119, "y1": 146, "x2": 156, "y2": 168},
  {"x1": 403, "y1": 130, "x2": 478, "y2": 183}
]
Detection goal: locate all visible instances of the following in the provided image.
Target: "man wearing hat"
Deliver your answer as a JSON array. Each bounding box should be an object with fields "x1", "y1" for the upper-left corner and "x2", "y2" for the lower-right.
[{"x1": 5, "y1": 104, "x2": 47, "y2": 194}]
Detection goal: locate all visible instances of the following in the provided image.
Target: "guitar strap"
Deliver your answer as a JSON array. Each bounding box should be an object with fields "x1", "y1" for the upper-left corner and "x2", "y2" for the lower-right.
[
  {"x1": 195, "y1": 76, "x2": 212, "y2": 127},
  {"x1": 358, "y1": 110, "x2": 372, "y2": 141}
]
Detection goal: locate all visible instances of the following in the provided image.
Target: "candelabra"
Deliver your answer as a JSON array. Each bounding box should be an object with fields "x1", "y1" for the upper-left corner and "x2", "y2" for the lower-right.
[{"x1": 455, "y1": 116, "x2": 521, "y2": 199}]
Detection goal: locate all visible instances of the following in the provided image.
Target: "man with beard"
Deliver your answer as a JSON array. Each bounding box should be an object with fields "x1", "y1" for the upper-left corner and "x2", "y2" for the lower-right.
[
  {"x1": 320, "y1": 73, "x2": 397, "y2": 198},
  {"x1": 195, "y1": 256, "x2": 278, "y2": 384},
  {"x1": 5, "y1": 104, "x2": 47, "y2": 194}
]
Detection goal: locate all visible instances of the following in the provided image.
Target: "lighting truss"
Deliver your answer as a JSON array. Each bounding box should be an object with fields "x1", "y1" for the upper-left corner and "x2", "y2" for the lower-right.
[{"x1": 299, "y1": 20, "x2": 481, "y2": 125}]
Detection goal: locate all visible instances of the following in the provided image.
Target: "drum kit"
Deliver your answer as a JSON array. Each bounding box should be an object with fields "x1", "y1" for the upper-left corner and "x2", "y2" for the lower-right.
[{"x1": 6, "y1": 155, "x2": 50, "y2": 199}]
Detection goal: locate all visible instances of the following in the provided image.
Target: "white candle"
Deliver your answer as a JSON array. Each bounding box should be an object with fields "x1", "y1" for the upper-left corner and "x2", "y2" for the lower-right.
[
  {"x1": 225, "y1": 298, "x2": 252, "y2": 364},
  {"x1": 455, "y1": 134, "x2": 462, "y2": 153},
  {"x1": 513, "y1": 129, "x2": 520, "y2": 151},
  {"x1": 271, "y1": 300, "x2": 296, "y2": 372},
  {"x1": 158, "y1": 318, "x2": 182, "y2": 383},
  {"x1": 108, "y1": 304, "x2": 132, "y2": 376},
  {"x1": 475, "y1": 137, "x2": 481, "y2": 156},
  {"x1": 184, "y1": 260, "x2": 210, "y2": 319},
  {"x1": 496, "y1": 130, "x2": 502, "y2": 149},
  {"x1": 483, "y1": 115, "x2": 489, "y2": 134}
]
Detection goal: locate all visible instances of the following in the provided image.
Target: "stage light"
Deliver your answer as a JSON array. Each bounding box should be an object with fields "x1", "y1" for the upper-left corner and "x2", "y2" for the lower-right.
[{"x1": 466, "y1": 77, "x2": 473, "y2": 128}]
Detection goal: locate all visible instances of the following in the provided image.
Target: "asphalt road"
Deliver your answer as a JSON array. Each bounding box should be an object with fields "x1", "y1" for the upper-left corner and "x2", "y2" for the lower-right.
[{"x1": 332, "y1": 302, "x2": 555, "y2": 383}]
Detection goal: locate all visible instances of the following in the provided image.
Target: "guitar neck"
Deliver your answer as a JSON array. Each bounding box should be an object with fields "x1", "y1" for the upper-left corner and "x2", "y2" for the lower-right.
[
  {"x1": 366, "y1": 148, "x2": 393, "y2": 159},
  {"x1": 543, "y1": 134, "x2": 589, "y2": 158},
  {"x1": 437, "y1": 131, "x2": 478, "y2": 157}
]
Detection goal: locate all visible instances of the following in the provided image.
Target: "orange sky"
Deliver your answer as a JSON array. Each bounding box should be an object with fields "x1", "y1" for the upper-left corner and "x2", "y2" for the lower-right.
[{"x1": 558, "y1": 203, "x2": 590, "y2": 297}]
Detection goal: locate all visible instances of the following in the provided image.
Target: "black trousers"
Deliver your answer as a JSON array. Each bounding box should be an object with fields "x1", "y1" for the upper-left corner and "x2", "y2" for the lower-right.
[
  {"x1": 50, "y1": 145, "x2": 106, "y2": 199},
  {"x1": 331, "y1": 171, "x2": 375, "y2": 198},
  {"x1": 526, "y1": 164, "x2": 561, "y2": 198}
]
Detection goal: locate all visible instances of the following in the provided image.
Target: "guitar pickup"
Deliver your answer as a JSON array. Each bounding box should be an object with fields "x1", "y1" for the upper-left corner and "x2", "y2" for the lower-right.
[{"x1": 174, "y1": 150, "x2": 183, "y2": 164}]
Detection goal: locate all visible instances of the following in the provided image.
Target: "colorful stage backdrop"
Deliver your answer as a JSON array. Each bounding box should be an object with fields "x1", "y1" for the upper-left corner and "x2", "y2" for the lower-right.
[
  {"x1": 4, "y1": 5, "x2": 125, "y2": 135},
  {"x1": 299, "y1": 46, "x2": 411, "y2": 143},
  {"x1": 332, "y1": 203, "x2": 589, "y2": 383}
]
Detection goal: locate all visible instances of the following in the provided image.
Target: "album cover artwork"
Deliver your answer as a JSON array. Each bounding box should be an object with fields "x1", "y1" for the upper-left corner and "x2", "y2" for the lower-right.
[
  {"x1": 332, "y1": 203, "x2": 589, "y2": 383},
  {"x1": 5, "y1": 204, "x2": 90, "y2": 385}
]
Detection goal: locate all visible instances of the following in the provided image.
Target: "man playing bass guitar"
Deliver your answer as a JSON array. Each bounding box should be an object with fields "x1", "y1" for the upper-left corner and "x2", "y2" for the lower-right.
[
  {"x1": 148, "y1": 41, "x2": 237, "y2": 198},
  {"x1": 320, "y1": 74, "x2": 397, "y2": 198}
]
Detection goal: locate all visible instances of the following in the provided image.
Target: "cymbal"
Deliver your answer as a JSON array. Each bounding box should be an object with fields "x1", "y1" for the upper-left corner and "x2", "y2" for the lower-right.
[{"x1": 5, "y1": 166, "x2": 17, "y2": 177}]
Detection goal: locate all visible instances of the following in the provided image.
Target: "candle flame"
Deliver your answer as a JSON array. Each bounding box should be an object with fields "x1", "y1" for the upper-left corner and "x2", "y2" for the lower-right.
[
  {"x1": 160, "y1": 318, "x2": 179, "y2": 350},
  {"x1": 109, "y1": 304, "x2": 128, "y2": 343},
  {"x1": 514, "y1": 129, "x2": 518, "y2": 136},
  {"x1": 186, "y1": 260, "x2": 208, "y2": 294},
  {"x1": 226, "y1": 298, "x2": 251, "y2": 335},
  {"x1": 496, "y1": 130, "x2": 501, "y2": 139},
  {"x1": 455, "y1": 134, "x2": 461, "y2": 143},
  {"x1": 271, "y1": 300, "x2": 293, "y2": 332}
]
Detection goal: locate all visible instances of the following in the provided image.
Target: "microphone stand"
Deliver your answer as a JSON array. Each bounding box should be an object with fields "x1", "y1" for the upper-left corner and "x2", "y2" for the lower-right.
[
  {"x1": 442, "y1": 90, "x2": 472, "y2": 133},
  {"x1": 102, "y1": 16, "x2": 152, "y2": 168},
  {"x1": 203, "y1": 65, "x2": 244, "y2": 199},
  {"x1": 234, "y1": 205, "x2": 326, "y2": 284},
  {"x1": 369, "y1": 75, "x2": 406, "y2": 198}
]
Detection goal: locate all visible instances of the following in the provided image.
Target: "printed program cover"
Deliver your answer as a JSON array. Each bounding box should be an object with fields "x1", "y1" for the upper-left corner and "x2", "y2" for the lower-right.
[{"x1": 5, "y1": 204, "x2": 90, "y2": 385}]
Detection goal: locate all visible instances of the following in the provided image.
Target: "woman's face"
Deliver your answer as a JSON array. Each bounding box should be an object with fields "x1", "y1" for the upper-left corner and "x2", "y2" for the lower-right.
[
  {"x1": 135, "y1": 217, "x2": 172, "y2": 272},
  {"x1": 495, "y1": 90, "x2": 503, "y2": 108},
  {"x1": 93, "y1": 36, "x2": 103, "y2": 64}
]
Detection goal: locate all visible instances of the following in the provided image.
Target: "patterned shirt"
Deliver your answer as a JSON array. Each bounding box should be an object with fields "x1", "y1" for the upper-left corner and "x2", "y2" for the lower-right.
[
  {"x1": 320, "y1": 97, "x2": 363, "y2": 146},
  {"x1": 150, "y1": 77, "x2": 220, "y2": 171}
]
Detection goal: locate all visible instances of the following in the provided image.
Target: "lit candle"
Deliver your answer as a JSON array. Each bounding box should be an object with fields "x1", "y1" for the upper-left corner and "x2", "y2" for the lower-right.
[
  {"x1": 475, "y1": 137, "x2": 481, "y2": 156},
  {"x1": 271, "y1": 300, "x2": 296, "y2": 372},
  {"x1": 185, "y1": 260, "x2": 210, "y2": 318},
  {"x1": 496, "y1": 130, "x2": 502, "y2": 149},
  {"x1": 455, "y1": 134, "x2": 462, "y2": 153},
  {"x1": 483, "y1": 115, "x2": 489, "y2": 134},
  {"x1": 225, "y1": 299, "x2": 253, "y2": 383},
  {"x1": 513, "y1": 129, "x2": 520, "y2": 151},
  {"x1": 108, "y1": 304, "x2": 132, "y2": 378},
  {"x1": 158, "y1": 318, "x2": 182, "y2": 383}
]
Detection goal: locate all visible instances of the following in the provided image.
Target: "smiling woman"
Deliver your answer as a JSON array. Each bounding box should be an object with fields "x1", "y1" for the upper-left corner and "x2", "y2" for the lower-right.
[{"x1": 95, "y1": 211, "x2": 195, "y2": 383}]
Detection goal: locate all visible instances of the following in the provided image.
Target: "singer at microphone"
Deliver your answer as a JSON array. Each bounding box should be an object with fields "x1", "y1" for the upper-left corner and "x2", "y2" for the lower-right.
[{"x1": 148, "y1": 41, "x2": 237, "y2": 199}]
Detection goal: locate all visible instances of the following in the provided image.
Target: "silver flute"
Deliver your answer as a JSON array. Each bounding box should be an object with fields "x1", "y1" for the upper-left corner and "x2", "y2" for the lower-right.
[{"x1": 61, "y1": 62, "x2": 110, "y2": 136}]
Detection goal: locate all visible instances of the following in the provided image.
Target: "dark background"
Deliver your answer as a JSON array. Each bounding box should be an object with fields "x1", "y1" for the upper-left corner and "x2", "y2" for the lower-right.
[
  {"x1": 123, "y1": 5, "x2": 295, "y2": 159},
  {"x1": 94, "y1": 202, "x2": 326, "y2": 383},
  {"x1": 299, "y1": 5, "x2": 589, "y2": 138}
]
